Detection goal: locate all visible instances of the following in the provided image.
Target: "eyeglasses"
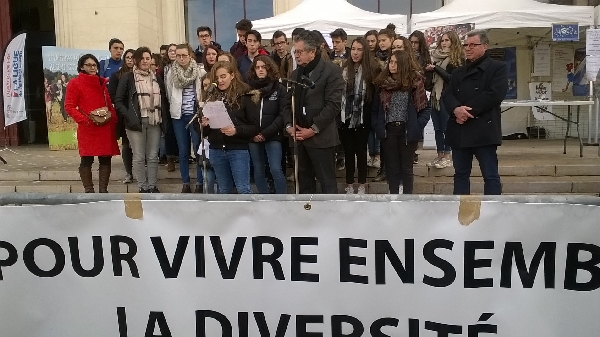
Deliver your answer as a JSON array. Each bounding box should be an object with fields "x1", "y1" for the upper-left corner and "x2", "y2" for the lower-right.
[
  {"x1": 294, "y1": 49, "x2": 310, "y2": 55},
  {"x1": 83, "y1": 63, "x2": 97, "y2": 68},
  {"x1": 463, "y1": 43, "x2": 483, "y2": 49},
  {"x1": 175, "y1": 54, "x2": 189, "y2": 59},
  {"x1": 199, "y1": 34, "x2": 210, "y2": 38}
]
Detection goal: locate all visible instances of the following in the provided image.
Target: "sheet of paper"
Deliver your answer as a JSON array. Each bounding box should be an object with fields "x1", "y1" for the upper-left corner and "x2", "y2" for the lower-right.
[
  {"x1": 533, "y1": 43, "x2": 551, "y2": 77},
  {"x1": 529, "y1": 82, "x2": 554, "y2": 120},
  {"x1": 203, "y1": 100, "x2": 233, "y2": 129}
]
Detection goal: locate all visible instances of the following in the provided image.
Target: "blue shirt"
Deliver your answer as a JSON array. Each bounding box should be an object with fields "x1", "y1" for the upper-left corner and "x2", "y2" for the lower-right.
[
  {"x1": 237, "y1": 54, "x2": 253, "y2": 83},
  {"x1": 99, "y1": 58, "x2": 123, "y2": 79}
]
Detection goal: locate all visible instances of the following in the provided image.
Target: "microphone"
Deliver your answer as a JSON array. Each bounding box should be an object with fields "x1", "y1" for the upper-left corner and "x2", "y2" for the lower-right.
[
  {"x1": 206, "y1": 82, "x2": 217, "y2": 93},
  {"x1": 301, "y1": 75, "x2": 315, "y2": 89}
]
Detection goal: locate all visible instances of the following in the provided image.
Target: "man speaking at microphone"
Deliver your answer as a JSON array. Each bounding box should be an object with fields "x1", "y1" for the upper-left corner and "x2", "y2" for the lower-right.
[{"x1": 284, "y1": 30, "x2": 344, "y2": 194}]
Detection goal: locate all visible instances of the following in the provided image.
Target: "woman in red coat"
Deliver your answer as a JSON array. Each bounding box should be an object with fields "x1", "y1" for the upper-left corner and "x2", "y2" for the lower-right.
[{"x1": 65, "y1": 54, "x2": 120, "y2": 193}]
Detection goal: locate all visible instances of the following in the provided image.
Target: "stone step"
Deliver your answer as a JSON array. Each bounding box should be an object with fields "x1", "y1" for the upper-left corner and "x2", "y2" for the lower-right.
[{"x1": 1, "y1": 176, "x2": 599, "y2": 195}]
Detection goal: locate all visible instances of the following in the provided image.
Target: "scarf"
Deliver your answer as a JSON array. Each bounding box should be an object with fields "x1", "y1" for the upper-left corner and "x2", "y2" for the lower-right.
[
  {"x1": 293, "y1": 50, "x2": 322, "y2": 128},
  {"x1": 133, "y1": 67, "x2": 162, "y2": 125},
  {"x1": 341, "y1": 66, "x2": 365, "y2": 128},
  {"x1": 466, "y1": 50, "x2": 490, "y2": 70},
  {"x1": 171, "y1": 59, "x2": 200, "y2": 89},
  {"x1": 429, "y1": 49, "x2": 451, "y2": 110},
  {"x1": 379, "y1": 73, "x2": 428, "y2": 113},
  {"x1": 248, "y1": 77, "x2": 275, "y2": 97}
]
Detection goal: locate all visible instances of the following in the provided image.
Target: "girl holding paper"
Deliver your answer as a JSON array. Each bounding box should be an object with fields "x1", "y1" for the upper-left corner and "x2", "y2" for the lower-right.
[{"x1": 201, "y1": 61, "x2": 261, "y2": 194}]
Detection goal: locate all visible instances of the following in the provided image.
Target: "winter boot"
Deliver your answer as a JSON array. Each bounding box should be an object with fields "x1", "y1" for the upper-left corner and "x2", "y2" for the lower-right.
[
  {"x1": 78, "y1": 166, "x2": 95, "y2": 193},
  {"x1": 98, "y1": 164, "x2": 111, "y2": 193}
]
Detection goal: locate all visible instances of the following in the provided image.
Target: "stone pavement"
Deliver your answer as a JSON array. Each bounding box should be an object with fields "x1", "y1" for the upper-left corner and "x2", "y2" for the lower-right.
[{"x1": 0, "y1": 139, "x2": 599, "y2": 194}]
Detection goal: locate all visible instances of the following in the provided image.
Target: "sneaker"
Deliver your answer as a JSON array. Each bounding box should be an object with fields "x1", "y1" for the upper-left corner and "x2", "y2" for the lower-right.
[
  {"x1": 373, "y1": 168, "x2": 386, "y2": 182},
  {"x1": 372, "y1": 157, "x2": 381, "y2": 169},
  {"x1": 336, "y1": 158, "x2": 345, "y2": 171},
  {"x1": 399, "y1": 185, "x2": 404, "y2": 194},
  {"x1": 357, "y1": 186, "x2": 366, "y2": 195},
  {"x1": 139, "y1": 188, "x2": 148, "y2": 193},
  {"x1": 413, "y1": 153, "x2": 419, "y2": 164},
  {"x1": 427, "y1": 157, "x2": 441, "y2": 168},
  {"x1": 148, "y1": 186, "x2": 160, "y2": 193},
  {"x1": 123, "y1": 174, "x2": 133, "y2": 184},
  {"x1": 434, "y1": 158, "x2": 452, "y2": 169},
  {"x1": 194, "y1": 184, "x2": 203, "y2": 194},
  {"x1": 367, "y1": 157, "x2": 374, "y2": 167},
  {"x1": 181, "y1": 184, "x2": 192, "y2": 193},
  {"x1": 345, "y1": 186, "x2": 354, "y2": 194}
]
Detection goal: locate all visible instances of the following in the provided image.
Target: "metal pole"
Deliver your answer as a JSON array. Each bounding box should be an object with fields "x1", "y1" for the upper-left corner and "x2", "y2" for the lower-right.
[
  {"x1": 292, "y1": 94, "x2": 299, "y2": 194},
  {"x1": 212, "y1": 0, "x2": 217, "y2": 40},
  {"x1": 588, "y1": 80, "x2": 593, "y2": 144}
]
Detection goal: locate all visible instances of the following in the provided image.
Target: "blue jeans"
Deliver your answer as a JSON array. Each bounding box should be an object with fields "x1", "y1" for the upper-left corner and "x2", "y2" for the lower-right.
[
  {"x1": 452, "y1": 145, "x2": 501, "y2": 195},
  {"x1": 249, "y1": 141, "x2": 287, "y2": 194},
  {"x1": 210, "y1": 148, "x2": 252, "y2": 194},
  {"x1": 172, "y1": 114, "x2": 203, "y2": 185},
  {"x1": 368, "y1": 131, "x2": 380, "y2": 156},
  {"x1": 431, "y1": 102, "x2": 451, "y2": 154}
]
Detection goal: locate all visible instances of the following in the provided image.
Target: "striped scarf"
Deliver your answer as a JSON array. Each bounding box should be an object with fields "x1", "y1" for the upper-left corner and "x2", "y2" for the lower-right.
[{"x1": 133, "y1": 67, "x2": 162, "y2": 125}]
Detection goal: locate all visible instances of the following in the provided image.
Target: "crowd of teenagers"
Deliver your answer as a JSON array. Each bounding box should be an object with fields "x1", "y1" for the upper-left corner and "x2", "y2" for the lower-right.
[{"x1": 65, "y1": 18, "x2": 469, "y2": 195}]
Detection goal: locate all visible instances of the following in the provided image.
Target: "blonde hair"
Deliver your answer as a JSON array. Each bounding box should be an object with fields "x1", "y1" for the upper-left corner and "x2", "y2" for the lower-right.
[
  {"x1": 208, "y1": 61, "x2": 250, "y2": 109},
  {"x1": 436, "y1": 31, "x2": 465, "y2": 67}
]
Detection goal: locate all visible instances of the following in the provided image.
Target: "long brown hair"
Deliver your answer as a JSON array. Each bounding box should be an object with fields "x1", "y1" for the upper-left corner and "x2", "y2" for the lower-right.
[
  {"x1": 378, "y1": 23, "x2": 396, "y2": 41},
  {"x1": 202, "y1": 44, "x2": 221, "y2": 72},
  {"x1": 375, "y1": 50, "x2": 417, "y2": 91},
  {"x1": 115, "y1": 49, "x2": 135, "y2": 80},
  {"x1": 344, "y1": 37, "x2": 380, "y2": 103},
  {"x1": 395, "y1": 36, "x2": 422, "y2": 72},
  {"x1": 435, "y1": 31, "x2": 465, "y2": 67},
  {"x1": 248, "y1": 55, "x2": 280, "y2": 82},
  {"x1": 208, "y1": 61, "x2": 251, "y2": 109}
]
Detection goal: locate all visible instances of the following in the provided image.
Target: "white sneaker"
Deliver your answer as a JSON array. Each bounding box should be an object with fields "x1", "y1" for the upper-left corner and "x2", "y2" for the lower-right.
[
  {"x1": 357, "y1": 186, "x2": 366, "y2": 195},
  {"x1": 345, "y1": 186, "x2": 355, "y2": 194},
  {"x1": 399, "y1": 185, "x2": 404, "y2": 194},
  {"x1": 372, "y1": 157, "x2": 381, "y2": 169},
  {"x1": 367, "y1": 157, "x2": 373, "y2": 167},
  {"x1": 434, "y1": 158, "x2": 452, "y2": 169},
  {"x1": 427, "y1": 157, "x2": 441, "y2": 167},
  {"x1": 123, "y1": 174, "x2": 133, "y2": 184}
]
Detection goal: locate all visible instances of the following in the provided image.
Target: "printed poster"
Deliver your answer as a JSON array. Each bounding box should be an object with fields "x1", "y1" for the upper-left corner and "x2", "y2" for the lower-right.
[
  {"x1": 552, "y1": 45, "x2": 574, "y2": 93},
  {"x1": 42, "y1": 47, "x2": 110, "y2": 150},
  {"x1": 2, "y1": 33, "x2": 27, "y2": 127},
  {"x1": 489, "y1": 47, "x2": 517, "y2": 99},
  {"x1": 529, "y1": 82, "x2": 554, "y2": 121},
  {"x1": 572, "y1": 47, "x2": 589, "y2": 97},
  {"x1": 533, "y1": 43, "x2": 551, "y2": 77},
  {"x1": 423, "y1": 23, "x2": 474, "y2": 50},
  {"x1": 585, "y1": 28, "x2": 600, "y2": 81}
]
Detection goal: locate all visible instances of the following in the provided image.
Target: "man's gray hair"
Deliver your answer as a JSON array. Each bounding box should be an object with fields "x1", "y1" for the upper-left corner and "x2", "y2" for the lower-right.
[
  {"x1": 293, "y1": 31, "x2": 321, "y2": 52},
  {"x1": 466, "y1": 29, "x2": 489, "y2": 45}
]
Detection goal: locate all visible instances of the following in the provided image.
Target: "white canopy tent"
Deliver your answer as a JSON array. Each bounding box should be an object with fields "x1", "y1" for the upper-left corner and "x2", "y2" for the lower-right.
[
  {"x1": 253, "y1": 0, "x2": 407, "y2": 37},
  {"x1": 412, "y1": 0, "x2": 595, "y2": 137}
]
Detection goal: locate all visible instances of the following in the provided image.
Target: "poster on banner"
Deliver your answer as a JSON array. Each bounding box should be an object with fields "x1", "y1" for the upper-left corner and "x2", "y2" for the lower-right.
[
  {"x1": 490, "y1": 47, "x2": 517, "y2": 99},
  {"x1": 0, "y1": 198, "x2": 600, "y2": 336},
  {"x1": 586, "y1": 28, "x2": 600, "y2": 81},
  {"x1": 552, "y1": 45, "x2": 574, "y2": 93},
  {"x1": 552, "y1": 23, "x2": 579, "y2": 42},
  {"x1": 423, "y1": 23, "x2": 474, "y2": 49},
  {"x1": 2, "y1": 33, "x2": 27, "y2": 127},
  {"x1": 42, "y1": 47, "x2": 110, "y2": 150},
  {"x1": 529, "y1": 82, "x2": 554, "y2": 120},
  {"x1": 572, "y1": 48, "x2": 589, "y2": 97},
  {"x1": 532, "y1": 43, "x2": 551, "y2": 77}
]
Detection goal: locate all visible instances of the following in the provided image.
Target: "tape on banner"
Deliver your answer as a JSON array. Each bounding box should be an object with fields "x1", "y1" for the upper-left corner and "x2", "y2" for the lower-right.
[
  {"x1": 124, "y1": 194, "x2": 143, "y2": 220},
  {"x1": 458, "y1": 195, "x2": 481, "y2": 226}
]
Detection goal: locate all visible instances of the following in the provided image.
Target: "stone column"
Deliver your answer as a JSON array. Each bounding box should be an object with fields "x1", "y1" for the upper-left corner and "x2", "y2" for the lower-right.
[
  {"x1": 161, "y1": 0, "x2": 186, "y2": 44},
  {"x1": 274, "y1": 0, "x2": 302, "y2": 15}
]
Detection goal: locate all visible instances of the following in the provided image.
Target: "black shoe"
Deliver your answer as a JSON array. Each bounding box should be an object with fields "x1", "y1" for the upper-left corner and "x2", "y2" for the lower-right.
[
  {"x1": 148, "y1": 187, "x2": 160, "y2": 193},
  {"x1": 194, "y1": 185, "x2": 203, "y2": 193},
  {"x1": 336, "y1": 158, "x2": 345, "y2": 171},
  {"x1": 181, "y1": 184, "x2": 192, "y2": 193},
  {"x1": 139, "y1": 188, "x2": 148, "y2": 193},
  {"x1": 373, "y1": 168, "x2": 386, "y2": 182},
  {"x1": 413, "y1": 153, "x2": 419, "y2": 165}
]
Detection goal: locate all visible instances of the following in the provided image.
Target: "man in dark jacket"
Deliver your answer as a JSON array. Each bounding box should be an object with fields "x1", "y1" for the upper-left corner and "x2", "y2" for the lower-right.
[
  {"x1": 442, "y1": 30, "x2": 508, "y2": 195},
  {"x1": 284, "y1": 30, "x2": 344, "y2": 194},
  {"x1": 194, "y1": 26, "x2": 222, "y2": 63},
  {"x1": 230, "y1": 19, "x2": 253, "y2": 59}
]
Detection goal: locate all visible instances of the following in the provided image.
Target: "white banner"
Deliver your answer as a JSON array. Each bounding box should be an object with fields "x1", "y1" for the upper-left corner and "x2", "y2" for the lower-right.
[
  {"x1": 1, "y1": 198, "x2": 600, "y2": 336},
  {"x1": 2, "y1": 33, "x2": 27, "y2": 127}
]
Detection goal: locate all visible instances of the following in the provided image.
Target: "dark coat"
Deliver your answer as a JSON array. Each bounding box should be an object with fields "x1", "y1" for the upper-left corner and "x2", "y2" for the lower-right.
[
  {"x1": 108, "y1": 71, "x2": 127, "y2": 139},
  {"x1": 442, "y1": 53, "x2": 508, "y2": 148},
  {"x1": 254, "y1": 82, "x2": 286, "y2": 142},
  {"x1": 194, "y1": 41, "x2": 223, "y2": 64},
  {"x1": 371, "y1": 89, "x2": 431, "y2": 143},
  {"x1": 283, "y1": 57, "x2": 344, "y2": 148},
  {"x1": 113, "y1": 72, "x2": 171, "y2": 134},
  {"x1": 203, "y1": 93, "x2": 261, "y2": 150}
]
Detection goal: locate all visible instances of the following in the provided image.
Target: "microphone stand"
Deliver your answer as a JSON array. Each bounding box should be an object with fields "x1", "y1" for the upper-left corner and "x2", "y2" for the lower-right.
[
  {"x1": 281, "y1": 77, "x2": 313, "y2": 194},
  {"x1": 187, "y1": 91, "x2": 215, "y2": 194}
]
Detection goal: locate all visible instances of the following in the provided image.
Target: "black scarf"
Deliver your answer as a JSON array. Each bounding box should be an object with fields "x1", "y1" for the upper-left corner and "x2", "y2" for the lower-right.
[
  {"x1": 248, "y1": 77, "x2": 277, "y2": 98},
  {"x1": 466, "y1": 50, "x2": 490, "y2": 70},
  {"x1": 376, "y1": 49, "x2": 390, "y2": 62},
  {"x1": 293, "y1": 50, "x2": 321, "y2": 128}
]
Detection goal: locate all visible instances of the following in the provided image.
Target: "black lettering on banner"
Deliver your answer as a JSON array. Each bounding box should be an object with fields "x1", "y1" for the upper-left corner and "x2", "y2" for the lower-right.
[
  {"x1": 423, "y1": 239, "x2": 456, "y2": 287},
  {"x1": 332, "y1": 315, "x2": 364, "y2": 337},
  {"x1": 296, "y1": 315, "x2": 324, "y2": 337},
  {"x1": 291, "y1": 237, "x2": 319, "y2": 282},
  {"x1": 239, "y1": 312, "x2": 249, "y2": 337},
  {"x1": 196, "y1": 310, "x2": 233, "y2": 337},
  {"x1": 500, "y1": 242, "x2": 556, "y2": 288},
  {"x1": 408, "y1": 319, "x2": 419, "y2": 337},
  {"x1": 464, "y1": 241, "x2": 494, "y2": 288},
  {"x1": 564, "y1": 243, "x2": 600, "y2": 291},
  {"x1": 468, "y1": 313, "x2": 497, "y2": 337},
  {"x1": 254, "y1": 312, "x2": 291, "y2": 337},
  {"x1": 23, "y1": 238, "x2": 66, "y2": 277},
  {"x1": 196, "y1": 236, "x2": 205, "y2": 278},
  {"x1": 117, "y1": 307, "x2": 128, "y2": 337},
  {"x1": 370, "y1": 318, "x2": 399, "y2": 337},
  {"x1": 151, "y1": 236, "x2": 189, "y2": 279},
  {"x1": 340, "y1": 238, "x2": 368, "y2": 284},
  {"x1": 252, "y1": 236, "x2": 285, "y2": 280},
  {"x1": 374, "y1": 240, "x2": 415, "y2": 284},
  {"x1": 110, "y1": 236, "x2": 140, "y2": 278},
  {"x1": 0, "y1": 240, "x2": 18, "y2": 280},
  {"x1": 210, "y1": 236, "x2": 246, "y2": 279},
  {"x1": 68, "y1": 236, "x2": 104, "y2": 277},
  {"x1": 425, "y1": 320, "x2": 463, "y2": 336},
  {"x1": 144, "y1": 311, "x2": 172, "y2": 337}
]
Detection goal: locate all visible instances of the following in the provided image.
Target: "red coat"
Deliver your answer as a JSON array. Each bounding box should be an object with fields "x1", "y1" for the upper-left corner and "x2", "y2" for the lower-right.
[{"x1": 64, "y1": 73, "x2": 120, "y2": 157}]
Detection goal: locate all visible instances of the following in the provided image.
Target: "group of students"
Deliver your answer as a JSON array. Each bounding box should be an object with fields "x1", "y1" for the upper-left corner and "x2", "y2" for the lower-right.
[{"x1": 64, "y1": 18, "x2": 466, "y2": 195}]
